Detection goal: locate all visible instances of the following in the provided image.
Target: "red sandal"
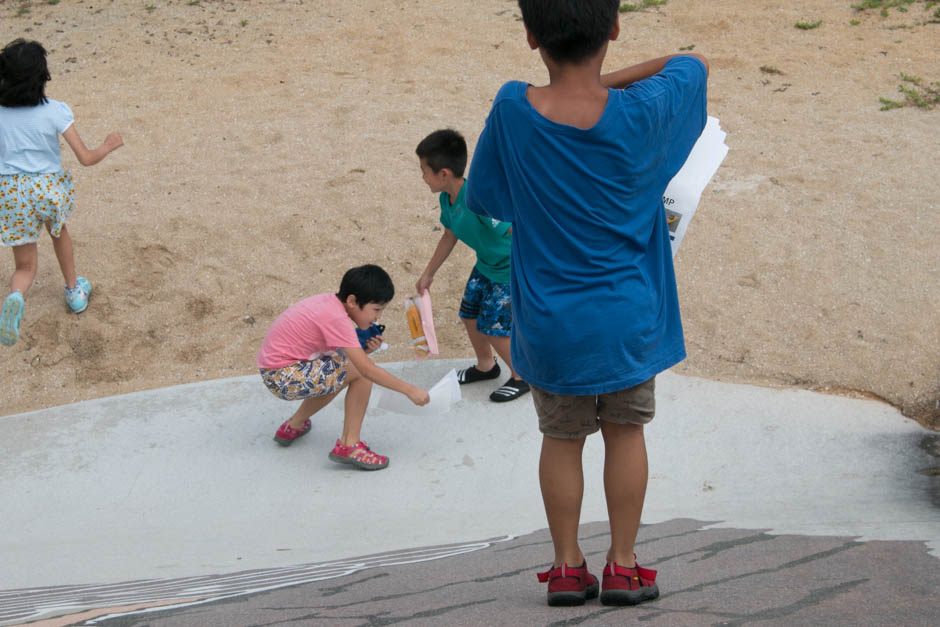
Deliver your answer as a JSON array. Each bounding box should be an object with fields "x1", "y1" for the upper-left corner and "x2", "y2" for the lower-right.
[
  {"x1": 600, "y1": 558, "x2": 659, "y2": 606},
  {"x1": 536, "y1": 561, "x2": 599, "y2": 606}
]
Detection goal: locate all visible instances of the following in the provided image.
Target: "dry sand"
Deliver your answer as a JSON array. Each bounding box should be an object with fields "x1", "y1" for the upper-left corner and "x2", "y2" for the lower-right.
[{"x1": 0, "y1": 0, "x2": 937, "y2": 429}]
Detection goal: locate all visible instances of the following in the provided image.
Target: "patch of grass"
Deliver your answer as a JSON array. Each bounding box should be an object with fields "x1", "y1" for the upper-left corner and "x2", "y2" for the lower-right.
[
  {"x1": 852, "y1": 0, "x2": 938, "y2": 18},
  {"x1": 144, "y1": 3, "x2": 156, "y2": 12},
  {"x1": 47, "y1": 0, "x2": 60, "y2": 5},
  {"x1": 240, "y1": 19, "x2": 248, "y2": 27},
  {"x1": 795, "y1": 19, "x2": 823, "y2": 29},
  {"x1": 620, "y1": 0, "x2": 668, "y2": 13},
  {"x1": 879, "y1": 72, "x2": 940, "y2": 110},
  {"x1": 850, "y1": 18, "x2": 861, "y2": 24},
  {"x1": 760, "y1": 65, "x2": 784, "y2": 75}
]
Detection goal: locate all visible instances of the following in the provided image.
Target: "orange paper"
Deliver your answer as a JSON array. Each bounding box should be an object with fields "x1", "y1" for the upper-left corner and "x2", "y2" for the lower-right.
[
  {"x1": 404, "y1": 297, "x2": 429, "y2": 358},
  {"x1": 403, "y1": 290, "x2": 438, "y2": 359}
]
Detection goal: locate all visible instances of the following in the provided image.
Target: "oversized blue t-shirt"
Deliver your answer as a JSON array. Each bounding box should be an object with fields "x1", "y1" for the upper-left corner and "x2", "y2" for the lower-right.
[{"x1": 466, "y1": 56, "x2": 707, "y2": 395}]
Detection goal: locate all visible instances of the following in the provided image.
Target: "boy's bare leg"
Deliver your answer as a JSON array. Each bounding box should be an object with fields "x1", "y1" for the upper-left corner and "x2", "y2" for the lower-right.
[
  {"x1": 340, "y1": 361, "x2": 372, "y2": 445},
  {"x1": 462, "y1": 317, "x2": 496, "y2": 371},
  {"x1": 540, "y1": 434, "x2": 587, "y2": 567},
  {"x1": 600, "y1": 421, "x2": 648, "y2": 567},
  {"x1": 46, "y1": 223, "x2": 77, "y2": 289},
  {"x1": 487, "y1": 335, "x2": 520, "y2": 379},
  {"x1": 10, "y1": 243, "x2": 39, "y2": 296}
]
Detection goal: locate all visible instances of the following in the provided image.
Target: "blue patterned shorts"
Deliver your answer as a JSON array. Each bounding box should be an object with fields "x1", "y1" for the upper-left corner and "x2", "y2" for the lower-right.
[
  {"x1": 459, "y1": 266, "x2": 512, "y2": 337},
  {"x1": 0, "y1": 172, "x2": 74, "y2": 247},
  {"x1": 259, "y1": 350, "x2": 348, "y2": 401}
]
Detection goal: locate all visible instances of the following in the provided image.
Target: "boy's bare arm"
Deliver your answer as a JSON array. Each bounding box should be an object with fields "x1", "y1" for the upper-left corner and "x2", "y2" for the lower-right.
[
  {"x1": 601, "y1": 53, "x2": 708, "y2": 89},
  {"x1": 344, "y1": 347, "x2": 430, "y2": 405},
  {"x1": 62, "y1": 125, "x2": 123, "y2": 166},
  {"x1": 416, "y1": 228, "x2": 458, "y2": 294}
]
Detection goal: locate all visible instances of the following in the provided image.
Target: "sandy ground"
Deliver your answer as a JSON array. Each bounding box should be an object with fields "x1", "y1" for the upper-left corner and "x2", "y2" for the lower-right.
[{"x1": 0, "y1": 0, "x2": 936, "y2": 429}]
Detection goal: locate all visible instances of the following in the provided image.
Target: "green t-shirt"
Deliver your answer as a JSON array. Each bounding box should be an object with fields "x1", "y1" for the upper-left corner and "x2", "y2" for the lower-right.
[{"x1": 440, "y1": 180, "x2": 512, "y2": 284}]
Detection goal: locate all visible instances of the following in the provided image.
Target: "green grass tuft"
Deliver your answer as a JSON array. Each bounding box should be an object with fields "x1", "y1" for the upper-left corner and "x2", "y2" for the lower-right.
[
  {"x1": 796, "y1": 19, "x2": 824, "y2": 29},
  {"x1": 620, "y1": 0, "x2": 668, "y2": 13},
  {"x1": 852, "y1": 0, "x2": 938, "y2": 19},
  {"x1": 880, "y1": 72, "x2": 940, "y2": 110}
]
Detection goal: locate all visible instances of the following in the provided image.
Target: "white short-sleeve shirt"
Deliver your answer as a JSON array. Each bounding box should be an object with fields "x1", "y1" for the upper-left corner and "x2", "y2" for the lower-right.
[{"x1": 0, "y1": 99, "x2": 74, "y2": 174}]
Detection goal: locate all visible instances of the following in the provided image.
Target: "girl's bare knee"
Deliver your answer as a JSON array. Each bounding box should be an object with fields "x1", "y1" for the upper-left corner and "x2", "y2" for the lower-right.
[{"x1": 344, "y1": 360, "x2": 368, "y2": 385}]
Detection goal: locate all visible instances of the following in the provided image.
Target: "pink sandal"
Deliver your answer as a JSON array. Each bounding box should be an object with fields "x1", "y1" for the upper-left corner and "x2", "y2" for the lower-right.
[
  {"x1": 328, "y1": 440, "x2": 389, "y2": 470},
  {"x1": 273, "y1": 418, "x2": 312, "y2": 446}
]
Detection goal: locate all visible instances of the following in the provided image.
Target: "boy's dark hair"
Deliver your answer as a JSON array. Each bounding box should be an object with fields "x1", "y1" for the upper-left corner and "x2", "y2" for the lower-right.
[
  {"x1": 415, "y1": 129, "x2": 467, "y2": 178},
  {"x1": 337, "y1": 264, "x2": 395, "y2": 306},
  {"x1": 0, "y1": 39, "x2": 51, "y2": 107},
  {"x1": 517, "y1": 0, "x2": 619, "y2": 64}
]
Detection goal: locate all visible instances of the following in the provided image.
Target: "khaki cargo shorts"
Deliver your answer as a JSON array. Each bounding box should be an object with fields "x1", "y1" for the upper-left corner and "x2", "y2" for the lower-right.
[{"x1": 532, "y1": 377, "x2": 656, "y2": 439}]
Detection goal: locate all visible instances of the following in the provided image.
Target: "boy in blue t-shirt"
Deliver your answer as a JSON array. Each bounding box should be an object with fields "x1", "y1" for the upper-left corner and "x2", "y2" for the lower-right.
[
  {"x1": 466, "y1": 0, "x2": 709, "y2": 607},
  {"x1": 415, "y1": 129, "x2": 529, "y2": 402}
]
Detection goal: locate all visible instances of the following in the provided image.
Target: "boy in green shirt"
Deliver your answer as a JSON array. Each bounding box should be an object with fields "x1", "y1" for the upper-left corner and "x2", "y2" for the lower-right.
[{"x1": 415, "y1": 129, "x2": 528, "y2": 402}]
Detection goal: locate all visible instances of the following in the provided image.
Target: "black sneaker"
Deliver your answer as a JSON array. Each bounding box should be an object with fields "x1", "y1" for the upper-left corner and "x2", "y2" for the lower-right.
[
  {"x1": 489, "y1": 377, "x2": 530, "y2": 402},
  {"x1": 456, "y1": 359, "x2": 501, "y2": 385}
]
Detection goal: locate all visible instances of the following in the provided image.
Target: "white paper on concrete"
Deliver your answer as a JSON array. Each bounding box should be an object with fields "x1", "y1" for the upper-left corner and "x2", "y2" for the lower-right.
[
  {"x1": 370, "y1": 368, "x2": 461, "y2": 416},
  {"x1": 663, "y1": 116, "x2": 729, "y2": 256}
]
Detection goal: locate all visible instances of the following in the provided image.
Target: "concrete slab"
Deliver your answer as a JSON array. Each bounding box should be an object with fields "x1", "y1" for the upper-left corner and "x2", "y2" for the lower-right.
[{"x1": 0, "y1": 360, "x2": 937, "y2": 625}]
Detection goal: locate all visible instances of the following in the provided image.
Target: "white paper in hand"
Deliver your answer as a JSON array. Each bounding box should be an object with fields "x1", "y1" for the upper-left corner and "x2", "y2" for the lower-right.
[
  {"x1": 371, "y1": 369, "x2": 461, "y2": 416},
  {"x1": 663, "y1": 116, "x2": 729, "y2": 257}
]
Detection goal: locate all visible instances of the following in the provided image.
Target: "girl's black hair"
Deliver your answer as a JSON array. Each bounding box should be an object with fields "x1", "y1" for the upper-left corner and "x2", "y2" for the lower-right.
[
  {"x1": 0, "y1": 39, "x2": 51, "y2": 107},
  {"x1": 337, "y1": 264, "x2": 395, "y2": 306}
]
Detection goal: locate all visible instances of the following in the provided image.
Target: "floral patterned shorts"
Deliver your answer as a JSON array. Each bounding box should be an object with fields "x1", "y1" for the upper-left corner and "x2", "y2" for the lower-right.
[
  {"x1": 458, "y1": 266, "x2": 512, "y2": 337},
  {"x1": 0, "y1": 172, "x2": 74, "y2": 247},
  {"x1": 259, "y1": 350, "x2": 349, "y2": 401}
]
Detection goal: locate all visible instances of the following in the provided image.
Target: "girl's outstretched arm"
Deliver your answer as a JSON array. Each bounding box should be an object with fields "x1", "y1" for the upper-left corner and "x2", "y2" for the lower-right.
[
  {"x1": 344, "y1": 347, "x2": 430, "y2": 406},
  {"x1": 62, "y1": 125, "x2": 123, "y2": 166}
]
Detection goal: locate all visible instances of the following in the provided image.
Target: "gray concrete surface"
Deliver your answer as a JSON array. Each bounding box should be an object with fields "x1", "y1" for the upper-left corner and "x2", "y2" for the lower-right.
[{"x1": 0, "y1": 359, "x2": 937, "y2": 625}]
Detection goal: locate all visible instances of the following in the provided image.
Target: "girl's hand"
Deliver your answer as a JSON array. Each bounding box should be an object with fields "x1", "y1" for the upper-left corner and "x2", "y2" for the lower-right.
[
  {"x1": 407, "y1": 385, "x2": 430, "y2": 406},
  {"x1": 104, "y1": 132, "x2": 124, "y2": 152},
  {"x1": 415, "y1": 273, "x2": 432, "y2": 295},
  {"x1": 364, "y1": 335, "x2": 383, "y2": 354}
]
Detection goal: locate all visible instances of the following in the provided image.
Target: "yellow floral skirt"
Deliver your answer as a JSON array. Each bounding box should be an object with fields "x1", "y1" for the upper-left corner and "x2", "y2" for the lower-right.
[{"x1": 0, "y1": 171, "x2": 74, "y2": 247}]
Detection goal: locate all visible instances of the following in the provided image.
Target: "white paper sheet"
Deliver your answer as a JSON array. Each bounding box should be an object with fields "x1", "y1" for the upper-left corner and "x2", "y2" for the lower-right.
[
  {"x1": 369, "y1": 369, "x2": 461, "y2": 416},
  {"x1": 663, "y1": 116, "x2": 729, "y2": 257}
]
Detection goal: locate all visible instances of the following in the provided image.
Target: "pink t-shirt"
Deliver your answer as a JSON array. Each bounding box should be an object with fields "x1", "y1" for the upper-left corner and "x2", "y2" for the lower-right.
[{"x1": 256, "y1": 293, "x2": 360, "y2": 369}]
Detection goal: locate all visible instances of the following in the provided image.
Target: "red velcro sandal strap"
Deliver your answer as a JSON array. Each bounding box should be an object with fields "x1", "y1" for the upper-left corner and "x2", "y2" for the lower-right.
[
  {"x1": 537, "y1": 563, "x2": 585, "y2": 583},
  {"x1": 607, "y1": 562, "x2": 630, "y2": 577},
  {"x1": 636, "y1": 564, "x2": 657, "y2": 583}
]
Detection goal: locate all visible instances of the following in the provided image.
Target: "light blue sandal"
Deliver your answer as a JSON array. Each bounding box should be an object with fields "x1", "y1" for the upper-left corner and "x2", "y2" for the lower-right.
[
  {"x1": 0, "y1": 291, "x2": 25, "y2": 346},
  {"x1": 65, "y1": 277, "x2": 92, "y2": 313}
]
